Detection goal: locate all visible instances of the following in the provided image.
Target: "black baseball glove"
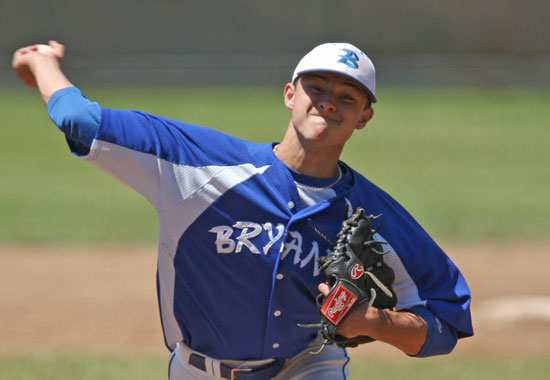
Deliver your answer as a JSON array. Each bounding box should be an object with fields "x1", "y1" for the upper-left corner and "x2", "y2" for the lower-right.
[{"x1": 301, "y1": 207, "x2": 398, "y2": 352}]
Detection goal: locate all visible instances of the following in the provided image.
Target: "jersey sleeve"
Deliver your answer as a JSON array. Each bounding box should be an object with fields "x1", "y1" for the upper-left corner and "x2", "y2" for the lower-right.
[
  {"x1": 349, "y1": 174, "x2": 473, "y2": 340},
  {"x1": 382, "y1": 196, "x2": 472, "y2": 339},
  {"x1": 47, "y1": 86, "x2": 101, "y2": 156},
  {"x1": 46, "y1": 86, "x2": 268, "y2": 213}
]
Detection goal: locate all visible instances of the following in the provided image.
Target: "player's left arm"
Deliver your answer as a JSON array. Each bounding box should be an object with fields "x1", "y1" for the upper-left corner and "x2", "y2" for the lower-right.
[{"x1": 318, "y1": 283, "x2": 457, "y2": 356}]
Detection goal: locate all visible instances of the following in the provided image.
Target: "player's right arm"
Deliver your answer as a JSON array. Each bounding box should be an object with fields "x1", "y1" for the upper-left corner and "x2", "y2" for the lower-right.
[
  {"x1": 12, "y1": 40, "x2": 73, "y2": 105},
  {"x1": 13, "y1": 41, "x2": 100, "y2": 151}
]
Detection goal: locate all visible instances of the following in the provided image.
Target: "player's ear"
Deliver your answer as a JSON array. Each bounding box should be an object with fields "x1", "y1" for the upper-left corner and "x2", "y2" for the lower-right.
[
  {"x1": 356, "y1": 107, "x2": 374, "y2": 130},
  {"x1": 284, "y1": 83, "x2": 295, "y2": 110}
]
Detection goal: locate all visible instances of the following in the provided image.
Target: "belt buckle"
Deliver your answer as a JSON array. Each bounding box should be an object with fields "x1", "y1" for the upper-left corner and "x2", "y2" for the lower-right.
[{"x1": 230, "y1": 367, "x2": 252, "y2": 380}]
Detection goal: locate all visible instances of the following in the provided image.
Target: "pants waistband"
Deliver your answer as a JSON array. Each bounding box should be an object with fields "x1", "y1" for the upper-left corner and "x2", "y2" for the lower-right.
[{"x1": 176, "y1": 342, "x2": 285, "y2": 380}]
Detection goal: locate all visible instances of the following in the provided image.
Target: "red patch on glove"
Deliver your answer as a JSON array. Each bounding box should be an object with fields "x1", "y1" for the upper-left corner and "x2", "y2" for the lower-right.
[{"x1": 320, "y1": 283, "x2": 358, "y2": 325}]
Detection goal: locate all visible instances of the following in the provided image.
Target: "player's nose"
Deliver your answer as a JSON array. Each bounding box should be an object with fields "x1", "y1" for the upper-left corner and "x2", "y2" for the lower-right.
[{"x1": 317, "y1": 95, "x2": 336, "y2": 113}]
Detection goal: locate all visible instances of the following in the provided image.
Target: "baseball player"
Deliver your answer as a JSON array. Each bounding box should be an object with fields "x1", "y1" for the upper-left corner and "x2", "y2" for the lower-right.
[{"x1": 12, "y1": 41, "x2": 473, "y2": 379}]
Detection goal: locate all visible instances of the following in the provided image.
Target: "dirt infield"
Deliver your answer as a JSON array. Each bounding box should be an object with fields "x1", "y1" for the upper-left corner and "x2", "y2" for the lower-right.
[{"x1": 1, "y1": 242, "x2": 550, "y2": 359}]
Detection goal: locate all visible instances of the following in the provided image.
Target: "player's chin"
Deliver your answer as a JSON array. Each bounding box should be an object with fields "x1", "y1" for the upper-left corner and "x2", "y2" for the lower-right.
[
  {"x1": 304, "y1": 125, "x2": 332, "y2": 141},
  {"x1": 304, "y1": 133, "x2": 340, "y2": 150}
]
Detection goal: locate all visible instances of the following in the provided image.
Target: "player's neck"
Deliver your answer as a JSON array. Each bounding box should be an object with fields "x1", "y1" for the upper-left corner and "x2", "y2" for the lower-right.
[{"x1": 275, "y1": 134, "x2": 342, "y2": 178}]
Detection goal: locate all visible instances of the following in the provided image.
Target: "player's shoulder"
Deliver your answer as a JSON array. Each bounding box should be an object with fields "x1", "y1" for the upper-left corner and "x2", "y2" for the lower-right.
[
  {"x1": 98, "y1": 107, "x2": 271, "y2": 166},
  {"x1": 344, "y1": 164, "x2": 416, "y2": 220},
  {"x1": 344, "y1": 164, "x2": 392, "y2": 200}
]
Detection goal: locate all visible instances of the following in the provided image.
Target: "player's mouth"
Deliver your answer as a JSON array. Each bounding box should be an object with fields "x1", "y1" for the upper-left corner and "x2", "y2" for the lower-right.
[{"x1": 310, "y1": 112, "x2": 341, "y2": 124}]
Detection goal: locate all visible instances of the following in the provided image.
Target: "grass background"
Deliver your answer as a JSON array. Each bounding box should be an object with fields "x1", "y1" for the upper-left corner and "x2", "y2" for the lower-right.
[
  {"x1": 1, "y1": 85, "x2": 548, "y2": 378},
  {"x1": 1, "y1": 85, "x2": 549, "y2": 245},
  {"x1": 1, "y1": 354, "x2": 550, "y2": 380}
]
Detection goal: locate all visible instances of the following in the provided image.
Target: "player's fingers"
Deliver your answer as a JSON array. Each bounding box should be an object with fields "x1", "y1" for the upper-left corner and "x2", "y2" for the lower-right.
[
  {"x1": 12, "y1": 49, "x2": 31, "y2": 70},
  {"x1": 318, "y1": 282, "x2": 330, "y2": 296},
  {"x1": 12, "y1": 45, "x2": 42, "y2": 67},
  {"x1": 48, "y1": 40, "x2": 65, "y2": 59},
  {"x1": 12, "y1": 46, "x2": 32, "y2": 61},
  {"x1": 11, "y1": 49, "x2": 37, "y2": 88}
]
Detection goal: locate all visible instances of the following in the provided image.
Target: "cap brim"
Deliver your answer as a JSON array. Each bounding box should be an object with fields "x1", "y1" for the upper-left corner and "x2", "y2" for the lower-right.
[{"x1": 294, "y1": 68, "x2": 377, "y2": 104}]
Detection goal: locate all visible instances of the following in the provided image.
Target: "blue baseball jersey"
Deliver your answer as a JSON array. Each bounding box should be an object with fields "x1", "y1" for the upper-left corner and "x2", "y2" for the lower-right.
[{"x1": 49, "y1": 88, "x2": 472, "y2": 360}]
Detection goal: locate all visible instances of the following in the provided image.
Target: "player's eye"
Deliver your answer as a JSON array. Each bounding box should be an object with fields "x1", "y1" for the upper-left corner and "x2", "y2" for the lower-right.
[
  {"x1": 309, "y1": 85, "x2": 324, "y2": 94},
  {"x1": 340, "y1": 94, "x2": 356, "y2": 103}
]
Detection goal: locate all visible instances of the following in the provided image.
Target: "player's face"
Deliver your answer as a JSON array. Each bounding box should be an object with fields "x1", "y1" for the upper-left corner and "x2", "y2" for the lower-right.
[{"x1": 284, "y1": 72, "x2": 374, "y2": 149}]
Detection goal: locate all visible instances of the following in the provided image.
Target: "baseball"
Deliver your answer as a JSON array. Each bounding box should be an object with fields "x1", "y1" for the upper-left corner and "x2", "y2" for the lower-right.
[{"x1": 36, "y1": 44, "x2": 55, "y2": 54}]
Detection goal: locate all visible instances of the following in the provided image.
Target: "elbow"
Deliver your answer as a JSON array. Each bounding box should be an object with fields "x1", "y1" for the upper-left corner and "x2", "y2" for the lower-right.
[
  {"x1": 407, "y1": 306, "x2": 459, "y2": 358},
  {"x1": 413, "y1": 318, "x2": 458, "y2": 358}
]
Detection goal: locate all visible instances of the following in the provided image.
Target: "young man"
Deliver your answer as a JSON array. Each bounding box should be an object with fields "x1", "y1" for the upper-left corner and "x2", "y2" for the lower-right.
[{"x1": 12, "y1": 41, "x2": 473, "y2": 379}]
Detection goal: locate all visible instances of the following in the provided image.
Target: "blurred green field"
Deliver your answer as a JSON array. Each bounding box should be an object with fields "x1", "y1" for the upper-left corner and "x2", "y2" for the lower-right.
[
  {"x1": 1, "y1": 85, "x2": 548, "y2": 245},
  {"x1": 1, "y1": 354, "x2": 549, "y2": 380}
]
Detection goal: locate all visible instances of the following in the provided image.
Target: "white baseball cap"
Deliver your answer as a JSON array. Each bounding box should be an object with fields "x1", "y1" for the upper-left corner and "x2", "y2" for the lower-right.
[{"x1": 292, "y1": 42, "x2": 377, "y2": 103}]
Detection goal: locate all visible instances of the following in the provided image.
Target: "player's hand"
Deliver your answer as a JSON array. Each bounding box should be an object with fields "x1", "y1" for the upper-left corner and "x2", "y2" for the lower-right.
[
  {"x1": 12, "y1": 41, "x2": 65, "y2": 88},
  {"x1": 318, "y1": 282, "x2": 374, "y2": 339}
]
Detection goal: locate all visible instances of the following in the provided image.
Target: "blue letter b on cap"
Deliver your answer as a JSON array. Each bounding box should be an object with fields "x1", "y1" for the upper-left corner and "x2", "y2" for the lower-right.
[{"x1": 338, "y1": 49, "x2": 359, "y2": 69}]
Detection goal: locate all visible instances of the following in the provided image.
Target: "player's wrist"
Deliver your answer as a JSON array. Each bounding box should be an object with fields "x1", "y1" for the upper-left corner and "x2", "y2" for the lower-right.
[
  {"x1": 29, "y1": 54, "x2": 61, "y2": 74},
  {"x1": 336, "y1": 303, "x2": 377, "y2": 338}
]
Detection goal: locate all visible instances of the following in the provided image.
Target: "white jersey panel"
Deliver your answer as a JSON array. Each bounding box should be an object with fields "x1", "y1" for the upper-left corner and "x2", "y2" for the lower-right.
[
  {"x1": 158, "y1": 241, "x2": 182, "y2": 347},
  {"x1": 84, "y1": 140, "x2": 162, "y2": 207},
  {"x1": 377, "y1": 232, "x2": 426, "y2": 311}
]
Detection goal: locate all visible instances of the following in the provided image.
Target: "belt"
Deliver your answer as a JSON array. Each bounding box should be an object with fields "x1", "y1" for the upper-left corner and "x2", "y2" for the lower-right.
[{"x1": 188, "y1": 352, "x2": 285, "y2": 380}]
